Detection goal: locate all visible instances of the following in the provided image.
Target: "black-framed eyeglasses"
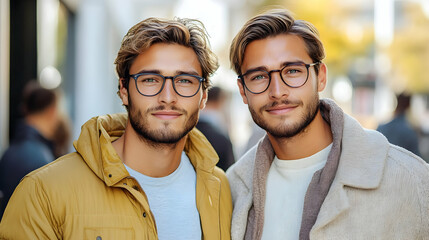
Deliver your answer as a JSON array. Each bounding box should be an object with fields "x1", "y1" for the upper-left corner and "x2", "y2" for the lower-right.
[
  {"x1": 238, "y1": 61, "x2": 321, "y2": 94},
  {"x1": 129, "y1": 72, "x2": 205, "y2": 97}
]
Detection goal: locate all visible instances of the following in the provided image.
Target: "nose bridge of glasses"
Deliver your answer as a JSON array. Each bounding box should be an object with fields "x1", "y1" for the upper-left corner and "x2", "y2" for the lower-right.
[
  {"x1": 269, "y1": 69, "x2": 281, "y2": 81},
  {"x1": 269, "y1": 71, "x2": 287, "y2": 90},
  {"x1": 160, "y1": 76, "x2": 176, "y2": 94},
  {"x1": 268, "y1": 69, "x2": 285, "y2": 87}
]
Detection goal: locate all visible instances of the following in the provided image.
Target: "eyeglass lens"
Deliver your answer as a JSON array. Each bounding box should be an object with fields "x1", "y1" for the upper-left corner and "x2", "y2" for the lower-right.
[
  {"x1": 242, "y1": 63, "x2": 309, "y2": 93},
  {"x1": 135, "y1": 73, "x2": 201, "y2": 97}
]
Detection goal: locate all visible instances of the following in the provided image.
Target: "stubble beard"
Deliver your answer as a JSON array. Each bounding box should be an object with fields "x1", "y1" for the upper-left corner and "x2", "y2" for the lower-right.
[
  {"x1": 128, "y1": 96, "x2": 199, "y2": 148},
  {"x1": 249, "y1": 93, "x2": 320, "y2": 139}
]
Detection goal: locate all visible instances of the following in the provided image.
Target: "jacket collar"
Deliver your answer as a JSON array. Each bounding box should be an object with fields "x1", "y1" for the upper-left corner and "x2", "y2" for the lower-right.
[
  {"x1": 75, "y1": 113, "x2": 223, "y2": 238},
  {"x1": 184, "y1": 128, "x2": 219, "y2": 173},
  {"x1": 334, "y1": 113, "x2": 389, "y2": 188},
  {"x1": 230, "y1": 99, "x2": 390, "y2": 234},
  {"x1": 233, "y1": 99, "x2": 389, "y2": 190},
  {"x1": 311, "y1": 112, "x2": 389, "y2": 232},
  {"x1": 73, "y1": 113, "x2": 219, "y2": 186}
]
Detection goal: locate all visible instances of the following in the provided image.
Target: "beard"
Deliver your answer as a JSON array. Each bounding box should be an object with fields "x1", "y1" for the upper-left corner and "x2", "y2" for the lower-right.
[
  {"x1": 249, "y1": 93, "x2": 320, "y2": 139},
  {"x1": 128, "y1": 95, "x2": 199, "y2": 147}
]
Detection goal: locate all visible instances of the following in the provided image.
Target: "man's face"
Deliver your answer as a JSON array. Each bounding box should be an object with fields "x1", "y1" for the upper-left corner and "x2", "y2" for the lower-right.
[
  {"x1": 120, "y1": 43, "x2": 207, "y2": 145},
  {"x1": 238, "y1": 34, "x2": 327, "y2": 139}
]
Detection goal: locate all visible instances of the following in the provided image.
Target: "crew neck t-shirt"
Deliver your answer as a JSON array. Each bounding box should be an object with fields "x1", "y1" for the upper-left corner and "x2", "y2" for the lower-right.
[
  {"x1": 124, "y1": 152, "x2": 201, "y2": 240},
  {"x1": 261, "y1": 143, "x2": 332, "y2": 240}
]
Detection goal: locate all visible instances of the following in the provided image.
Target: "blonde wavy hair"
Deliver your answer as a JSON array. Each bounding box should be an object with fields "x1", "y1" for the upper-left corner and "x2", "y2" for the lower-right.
[{"x1": 115, "y1": 17, "x2": 218, "y2": 95}]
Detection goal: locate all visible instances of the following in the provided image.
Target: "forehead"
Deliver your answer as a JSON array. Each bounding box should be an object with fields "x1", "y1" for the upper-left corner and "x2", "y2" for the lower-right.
[
  {"x1": 241, "y1": 34, "x2": 311, "y2": 71},
  {"x1": 129, "y1": 43, "x2": 202, "y2": 75}
]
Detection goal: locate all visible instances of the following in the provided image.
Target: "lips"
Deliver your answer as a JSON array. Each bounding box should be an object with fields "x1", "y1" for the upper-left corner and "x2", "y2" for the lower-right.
[
  {"x1": 151, "y1": 110, "x2": 182, "y2": 120},
  {"x1": 265, "y1": 105, "x2": 297, "y2": 115}
]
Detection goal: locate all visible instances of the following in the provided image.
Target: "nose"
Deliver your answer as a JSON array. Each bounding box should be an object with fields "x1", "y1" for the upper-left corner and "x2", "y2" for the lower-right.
[
  {"x1": 268, "y1": 71, "x2": 289, "y2": 99},
  {"x1": 158, "y1": 78, "x2": 178, "y2": 104}
]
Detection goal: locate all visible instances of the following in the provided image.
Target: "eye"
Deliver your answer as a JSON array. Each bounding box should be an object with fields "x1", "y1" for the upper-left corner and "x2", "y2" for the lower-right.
[
  {"x1": 282, "y1": 65, "x2": 306, "y2": 77},
  {"x1": 287, "y1": 69, "x2": 300, "y2": 74},
  {"x1": 175, "y1": 75, "x2": 199, "y2": 85},
  {"x1": 252, "y1": 75, "x2": 267, "y2": 80},
  {"x1": 245, "y1": 71, "x2": 268, "y2": 81},
  {"x1": 142, "y1": 78, "x2": 157, "y2": 83},
  {"x1": 176, "y1": 78, "x2": 193, "y2": 84},
  {"x1": 137, "y1": 74, "x2": 162, "y2": 84}
]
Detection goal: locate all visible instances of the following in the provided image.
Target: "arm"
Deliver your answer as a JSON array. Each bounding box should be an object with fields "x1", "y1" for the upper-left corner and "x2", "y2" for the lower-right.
[{"x1": 0, "y1": 176, "x2": 59, "y2": 239}]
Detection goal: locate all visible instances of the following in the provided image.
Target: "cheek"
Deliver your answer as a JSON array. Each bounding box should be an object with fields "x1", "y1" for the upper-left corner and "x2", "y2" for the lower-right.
[{"x1": 244, "y1": 94, "x2": 265, "y2": 111}]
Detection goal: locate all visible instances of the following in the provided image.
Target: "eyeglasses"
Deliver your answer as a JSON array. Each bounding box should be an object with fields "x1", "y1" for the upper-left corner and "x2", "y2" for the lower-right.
[
  {"x1": 239, "y1": 62, "x2": 321, "y2": 94},
  {"x1": 129, "y1": 72, "x2": 205, "y2": 97}
]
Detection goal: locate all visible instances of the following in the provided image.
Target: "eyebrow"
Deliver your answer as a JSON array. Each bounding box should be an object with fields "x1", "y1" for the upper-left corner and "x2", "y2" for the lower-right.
[
  {"x1": 243, "y1": 60, "x2": 307, "y2": 74},
  {"x1": 133, "y1": 69, "x2": 201, "y2": 76},
  {"x1": 176, "y1": 70, "x2": 201, "y2": 76}
]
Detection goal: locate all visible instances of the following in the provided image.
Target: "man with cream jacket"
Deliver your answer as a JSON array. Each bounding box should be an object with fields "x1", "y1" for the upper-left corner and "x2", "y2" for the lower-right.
[{"x1": 227, "y1": 9, "x2": 429, "y2": 240}]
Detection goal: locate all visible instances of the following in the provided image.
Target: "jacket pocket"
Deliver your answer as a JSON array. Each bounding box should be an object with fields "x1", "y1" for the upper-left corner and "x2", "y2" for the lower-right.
[{"x1": 84, "y1": 227, "x2": 135, "y2": 240}]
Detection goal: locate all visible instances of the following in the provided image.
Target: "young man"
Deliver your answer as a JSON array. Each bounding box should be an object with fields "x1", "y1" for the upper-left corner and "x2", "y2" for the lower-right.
[
  {"x1": 227, "y1": 9, "x2": 429, "y2": 240},
  {"x1": 0, "y1": 17, "x2": 232, "y2": 239}
]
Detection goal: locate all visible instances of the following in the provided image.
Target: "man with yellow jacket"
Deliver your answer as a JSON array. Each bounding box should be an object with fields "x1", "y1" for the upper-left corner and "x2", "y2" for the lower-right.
[{"x1": 0, "y1": 17, "x2": 232, "y2": 239}]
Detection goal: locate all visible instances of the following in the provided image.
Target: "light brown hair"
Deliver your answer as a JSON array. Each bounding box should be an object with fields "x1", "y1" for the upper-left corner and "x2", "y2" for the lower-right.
[
  {"x1": 230, "y1": 9, "x2": 325, "y2": 75},
  {"x1": 115, "y1": 17, "x2": 218, "y2": 94}
]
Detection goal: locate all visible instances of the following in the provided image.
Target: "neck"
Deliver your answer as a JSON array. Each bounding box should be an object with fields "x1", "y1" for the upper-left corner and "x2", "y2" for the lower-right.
[
  {"x1": 112, "y1": 121, "x2": 186, "y2": 177},
  {"x1": 268, "y1": 110, "x2": 333, "y2": 160}
]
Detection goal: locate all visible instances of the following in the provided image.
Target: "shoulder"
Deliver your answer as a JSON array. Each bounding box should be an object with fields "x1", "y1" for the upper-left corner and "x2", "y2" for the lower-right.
[
  {"x1": 212, "y1": 166, "x2": 233, "y2": 210},
  {"x1": 227, "y1": 145, "x2": 257, "y2": 179},
  {"x1": 212, "y1": 166, "x2": 231, "y2": 194},
  {"x1": 212, "y1": 166, "x2": 228, "y2": 182},
  {"x1": 226, "y1": 145, "x2": 258, "y2": 196},
  {"x1": 384, "y1": 145, "x2": 429, "y2": 215},
  {"x1": 386, "y1": 144, "x2": 429, "y2": 181},
  {"x1": 24, "y1": 152, "x2": 94, "y2": 190}
]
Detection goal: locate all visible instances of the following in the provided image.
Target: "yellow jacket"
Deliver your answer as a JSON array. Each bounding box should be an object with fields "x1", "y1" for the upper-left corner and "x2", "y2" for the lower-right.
[{"x1": 0, "y1": 113, "x2": 232, "y2": 239}]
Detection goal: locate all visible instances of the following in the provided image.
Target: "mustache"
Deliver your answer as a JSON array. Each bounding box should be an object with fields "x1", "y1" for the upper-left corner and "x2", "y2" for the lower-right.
[
  {"x1": 147, "y1": 105, "x2": 187, "y2": 114},
  {"x1": 260, "y1": 99, "x2": 301, "y2": 111}
]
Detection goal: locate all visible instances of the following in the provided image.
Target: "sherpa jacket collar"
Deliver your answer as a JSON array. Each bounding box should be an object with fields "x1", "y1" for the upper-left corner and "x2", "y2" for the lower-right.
[{"x1": 228, "y1": 98, "x2": 389, "y2": 239}]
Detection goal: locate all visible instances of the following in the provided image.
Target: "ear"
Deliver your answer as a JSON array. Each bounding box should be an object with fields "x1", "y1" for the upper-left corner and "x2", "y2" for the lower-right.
[
  {"x1": 237, "y1": 79, "x2": 248, "y2": 105},
  {"x1": 119, "y1": 78, "x2": 129, "y2": 106},
  {"x1": 199, "y1": 89, "x2": 208, "y2": 110},
  {"x1": 317, "y1": 63, "x2": 328, "y2": 92}
]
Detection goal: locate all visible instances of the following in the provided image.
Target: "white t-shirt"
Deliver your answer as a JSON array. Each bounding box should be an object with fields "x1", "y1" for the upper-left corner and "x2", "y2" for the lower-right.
[
  {"x1": 124, "y1": 152, "x2": 201, "y2": 240},
  {"x1": 261, "y1": 144, "x2": 332, "y2": 240}
]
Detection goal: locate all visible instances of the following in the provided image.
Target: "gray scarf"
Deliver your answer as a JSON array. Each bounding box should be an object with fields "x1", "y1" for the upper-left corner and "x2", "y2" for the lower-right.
[{"x1": 245, "y1": 99, "x2": 344, "y2": 240}]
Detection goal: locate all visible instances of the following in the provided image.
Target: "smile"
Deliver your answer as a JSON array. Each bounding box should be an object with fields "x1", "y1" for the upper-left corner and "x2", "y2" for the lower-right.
[
  {"x1": 151, "y1": 111, "x2": 182, "y2": 120},
  {"x1": 265, "y1": 105, "x2": 297, "y2": 115}
]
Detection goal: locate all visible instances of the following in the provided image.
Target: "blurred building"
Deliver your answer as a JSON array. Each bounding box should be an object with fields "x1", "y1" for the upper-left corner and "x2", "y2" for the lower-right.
[
  {"x1": 1, "y1": 0, "x2": 428, "y2": 161},
  {"x1": 0, "y1": 0, "x2": 255, "y2": 157}
]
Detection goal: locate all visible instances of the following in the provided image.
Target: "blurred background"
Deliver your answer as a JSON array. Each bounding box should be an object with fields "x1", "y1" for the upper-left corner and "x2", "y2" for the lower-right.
[{"x1": 1, "y1": 0, "x2": 428, "y2": 161}]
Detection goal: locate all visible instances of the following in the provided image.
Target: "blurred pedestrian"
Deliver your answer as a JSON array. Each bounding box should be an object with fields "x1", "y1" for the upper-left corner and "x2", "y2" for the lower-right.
[
  {"x1": 377, "y1": 93, "x2": 421, "y2": 156},
  {"x1": 0, "y1": 17, "x2": 232, "y2": 239},
  {"x1": 197, "y1": 86, "x2": 235, "y2": 171},
  {"x1": 0, "y1": 81, "x2": 60, "y2": 218},
  {"x1": 227, "y1": 9, "x2": 429, "y2": 240}
]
